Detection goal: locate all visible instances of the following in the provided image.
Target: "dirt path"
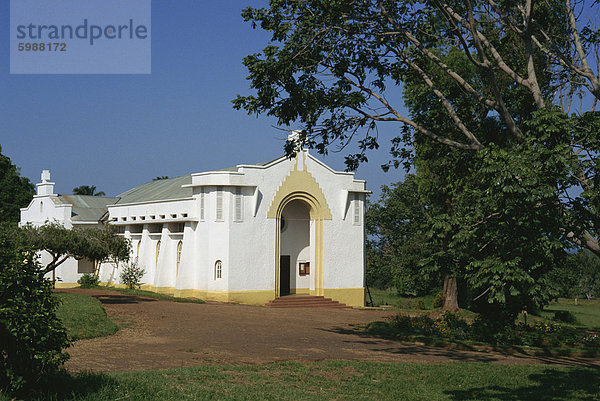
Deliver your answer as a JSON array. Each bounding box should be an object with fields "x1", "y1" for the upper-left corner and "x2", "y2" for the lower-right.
[{"x1": 58, "y1": 288, "x2": 599, "y2": 373}]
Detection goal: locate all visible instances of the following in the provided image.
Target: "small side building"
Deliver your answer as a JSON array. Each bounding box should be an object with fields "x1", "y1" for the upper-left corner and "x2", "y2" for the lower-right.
[{"x1": 20, "y1": 150, "x2": 368, "y2": 307}]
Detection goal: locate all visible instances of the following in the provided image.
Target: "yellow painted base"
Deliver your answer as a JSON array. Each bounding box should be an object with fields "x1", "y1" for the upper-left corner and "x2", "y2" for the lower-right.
[
  {"x1": 322, "y1": 288, "x2": 365, "y2": 307},
  {"x1": 174, "y1": 289, "x2": 275, "y2": 305},
  {"x1": 53, "y1": 282, "x2": 80, "y2": 288},
  {"x1": 69, "y1": 282, "x2": 365, "y2": 308}
]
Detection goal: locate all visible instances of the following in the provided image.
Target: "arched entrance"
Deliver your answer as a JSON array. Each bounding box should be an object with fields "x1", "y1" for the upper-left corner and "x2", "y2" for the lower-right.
[
  {"x1": 266, "y1": 151, "x2": 333, "y2": 299},
  {"x1": 279, "y1": 200, "x2": 310, "y2": 295}
]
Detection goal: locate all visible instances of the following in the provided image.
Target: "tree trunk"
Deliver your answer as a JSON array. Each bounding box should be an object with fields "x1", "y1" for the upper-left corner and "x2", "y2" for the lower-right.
[{"x1": 442, "y1": 275, "x2": 459, "y2": 312}]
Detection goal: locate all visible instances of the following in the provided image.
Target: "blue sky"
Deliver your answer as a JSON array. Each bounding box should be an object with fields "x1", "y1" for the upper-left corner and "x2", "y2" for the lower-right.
[{"x1": 1, "y1": 1, "x2": 404, "y2": 200}]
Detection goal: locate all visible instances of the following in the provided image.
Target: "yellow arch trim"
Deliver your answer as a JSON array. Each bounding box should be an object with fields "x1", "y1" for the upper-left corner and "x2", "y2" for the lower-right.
[
  {"x1": 267, "y1": 152, "x2": 332, "y2": 220},
  {"x1": 267, "y1": 152, "x2": 331, "y2": 298}
]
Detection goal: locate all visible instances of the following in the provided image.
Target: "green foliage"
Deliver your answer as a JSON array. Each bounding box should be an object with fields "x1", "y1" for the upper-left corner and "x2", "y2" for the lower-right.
[
  {"x1": 370, "y1": 312, "x2": 595, "y2": 349},
  {"x1": 553, "y1": 310, "x2": 578, "y2": 325},
  {"x1": 0, "y1": 146, "x2": 34, "y2": 223},
  {"x1": 120, "y1": 261, "x2": 145, "y2": 289},
  {"x1": 77, "y1": 273, "x2": 100, "y2": 289},
  {"x1": 0, "y1": 225, "x2": 69, "y2": 394},
  {"x1": 55, "y1": 293, "x2": 118, "y2": 341},
  {"x1": 553, "y1": 250, "x2": 600, "y2": 299},
  {"x1": 72, "y1": 185, "x2": 105, "y2": 196},
  {"x1": 432, "y1": 292, "x2": 444, "y2": 309},
  {"x1": 17, "y1": 222, "x2": 131, "y2": 274},
  {"x1": 366, "y1": 175, "x2": 438, "y2": 294}
]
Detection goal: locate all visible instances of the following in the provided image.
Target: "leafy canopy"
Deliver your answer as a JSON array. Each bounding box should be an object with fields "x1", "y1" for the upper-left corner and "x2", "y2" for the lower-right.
[{"x1": 0, "y1": 146, "x2": 34, "y2": 223}]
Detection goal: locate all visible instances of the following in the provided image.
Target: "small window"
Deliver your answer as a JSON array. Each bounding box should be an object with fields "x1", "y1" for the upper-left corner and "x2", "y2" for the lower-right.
[
  {"x1": 40, "y1": 201, "x2": 44, "y2": 213},
  {"x1": 159, "y1": 215, "x2": 165, "y2": 219},
  {"x1": 216, "y1": 187, "x2": 223, "y2": 221},
  {"x1": 353, "y1": 193, "x2": 360, "y2": 225},
  {"x1": 176, "y1": 241, "x2": 183, "y2": 275},
  {"x1": 200, "y1": 190, "x2": 205, "y2": 220},
  {"x1": 171, "y1": 214, "x2": 177, "y2": 219},
  {"x1": 181, "y1": 213, "x2": 188, "y2": 218},
  {"x1": 234, "y1": 187, "x2": 243, "y2": 221},
  {"x1": 214, "y1": 260, "x2": 222, "y2": 279}
]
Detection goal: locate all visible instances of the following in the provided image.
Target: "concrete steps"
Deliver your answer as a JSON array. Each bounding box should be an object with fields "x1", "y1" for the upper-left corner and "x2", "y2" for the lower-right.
[{"x1": 265, "y1": 295, "x2": 349, "y2": 308}]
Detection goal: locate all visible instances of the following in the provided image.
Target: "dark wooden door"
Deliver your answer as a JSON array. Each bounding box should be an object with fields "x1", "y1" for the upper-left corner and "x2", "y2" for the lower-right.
[{"x1": 280, "y1": 255, "x2": 291, "y2": 296}]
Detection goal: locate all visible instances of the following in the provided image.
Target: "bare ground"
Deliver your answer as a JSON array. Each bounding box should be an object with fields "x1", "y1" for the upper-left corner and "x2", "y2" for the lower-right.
[{"x1": 57, "y1": 288, "x2": 600, "y2": 373}]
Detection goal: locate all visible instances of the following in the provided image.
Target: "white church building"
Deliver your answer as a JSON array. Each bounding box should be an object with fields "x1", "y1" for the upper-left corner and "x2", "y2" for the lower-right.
[{"x1": 20, "y1": 150, "x2": 368, "y2": 307}]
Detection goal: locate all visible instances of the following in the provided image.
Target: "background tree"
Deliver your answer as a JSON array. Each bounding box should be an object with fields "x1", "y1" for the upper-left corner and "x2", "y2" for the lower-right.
[
  {"x1": 366, "y1": 175, "x2": 438, "y2": 294},
  {"x1": 0, "y1": 145, "x2": 34, "y2": 223},
  {"x1": 153, "y1": 176, "x2": 169, "y2": 181},
  {"x1": 17, "y1": 222, "x2": 131, "y2": 275},
  {"x1": 72, "y1": 185, "x2": 105, "y2": 196}
]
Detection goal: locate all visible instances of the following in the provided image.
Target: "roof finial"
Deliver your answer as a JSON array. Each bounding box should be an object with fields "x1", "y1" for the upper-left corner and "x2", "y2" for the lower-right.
[{"x1": 41, "y1": 170, "x2": 51, "y2": 183}]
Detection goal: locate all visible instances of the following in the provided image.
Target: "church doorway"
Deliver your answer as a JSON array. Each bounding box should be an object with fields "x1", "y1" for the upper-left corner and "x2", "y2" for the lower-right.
[{"x1": 279, "y1": 200, "x2": 311, "y2": 296}]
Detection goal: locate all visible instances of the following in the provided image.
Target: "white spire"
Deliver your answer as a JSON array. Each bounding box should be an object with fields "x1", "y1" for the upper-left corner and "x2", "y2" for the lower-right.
[{"x1": 37, "y1": 170, "x2": 55, "y2": 196}]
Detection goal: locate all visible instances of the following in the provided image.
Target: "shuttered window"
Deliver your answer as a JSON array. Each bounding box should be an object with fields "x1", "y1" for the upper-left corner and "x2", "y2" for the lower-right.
[
  {"x1": 216, "y1": 187, "x2": 223, "y2": 220},
  {"x1": 200, "y1": 190, "x2": 205, "y2": 220},
  {"x1": 353, "y1": 193, "x2": 360, "y2": 225},
  {"x1": 234, "y1": 187, "x2": 243, "y2": 221}
]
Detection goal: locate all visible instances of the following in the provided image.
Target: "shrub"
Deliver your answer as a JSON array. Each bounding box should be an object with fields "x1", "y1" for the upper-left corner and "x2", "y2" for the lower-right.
[
  {"x1": 0, "y1": 231, "x2": 69, "y2": 394},
  {"x1": 120, "y1": 261, "x2": 145, "y2": 289},
  {"x1": 432, "y1": 291, "x2": 443, "y2": 308},
  {"x1": 77, "y1": 273, "x2": 99, "y2": 288},
  {"x1": 415, "y1": 299, "x2": 425, "y2": 310},
  {"x1": 553, "y1": 310, "x2": 578, "y2": 325}
]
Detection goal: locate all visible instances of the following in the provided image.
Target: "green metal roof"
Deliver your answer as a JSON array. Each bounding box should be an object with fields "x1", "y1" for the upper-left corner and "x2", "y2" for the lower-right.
[
  {"x1": 58, "y1": 195, "x2": 119, "y2": 222},
  {"x1": 115, "y1": 175, "x2": 193, "y2": 204}
]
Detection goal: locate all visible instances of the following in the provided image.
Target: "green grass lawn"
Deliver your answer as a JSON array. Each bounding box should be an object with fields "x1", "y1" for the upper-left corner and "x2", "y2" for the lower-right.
[
  {"x1": 5, "y1": 360, "x2": 598, "y2": 401},
  {"x1": 55, "y1": 293, "x2": 118, "y2": 341},
  {"x1": 368, "y1": 288, "x2": 436, "y2": 310},
  {"x1": 539, "y1": 298, "x2": 600, "y2": 330}
]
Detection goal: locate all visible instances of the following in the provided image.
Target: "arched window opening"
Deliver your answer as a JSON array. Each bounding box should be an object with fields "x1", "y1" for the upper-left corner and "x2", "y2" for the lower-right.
[
  {"x1": 215, "y1": 260, "x2": 222, "y2": 279},
  {"x1": 176, "y1": 241, "x2": 183, "y2": 275},
  {"x1": 136, "y1": 241, "x2": 141, "y2": 262},
  {"x1": 155, "y1": 240, "x2": 161, "y2": 265}
]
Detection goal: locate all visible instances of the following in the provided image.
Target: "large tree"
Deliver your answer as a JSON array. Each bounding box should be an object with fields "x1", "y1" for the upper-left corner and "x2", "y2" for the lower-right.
[
  {"x1": 235, "y1": 0, "x2": 599, "y2": 255},
  {"x1": 0, "y1": 146, "x2": 34, "y2": 223},
  {"x1": 236, "y1": 0, "x2": 600, "y2": 319}
]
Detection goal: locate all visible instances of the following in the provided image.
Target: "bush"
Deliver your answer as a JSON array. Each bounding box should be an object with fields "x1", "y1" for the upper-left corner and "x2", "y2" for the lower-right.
[
  {"x1": 0, "y1": 230, "x2": 69, "y2": 394},
  {"x1": 553, "y1": 310, "x2": 578, "y2": 325},
  {"x1": 415, "y1": 299, "x2": 426, "y2": 310},
  {"x1": 77, "y1": 273, "x2": 99, "y2": 288},
  {"x1": 119, "y1": 261, "x2": 145, "y2": 289},
  {"x1": 432, "y1": 291, "x2": 443, "y2": 308}
]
